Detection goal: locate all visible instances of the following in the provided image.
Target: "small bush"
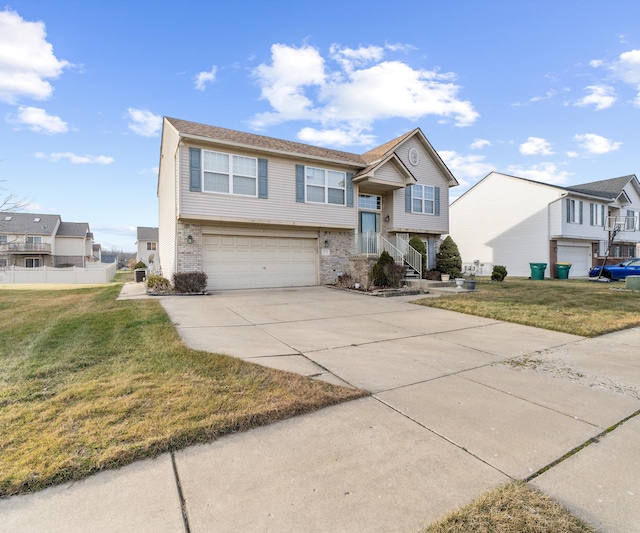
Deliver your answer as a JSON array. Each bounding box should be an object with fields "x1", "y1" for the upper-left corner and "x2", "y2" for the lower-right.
[
  {"x1": 134, "y1": 261, "x2": 147, "y2": 270},
  {"x1": 172, "y1": 271, "x2": 208, "y2": 293},
  {"x1": 491, "y1": 265, "x2": 508, "y2": 282},
  {"x1": 384, "y1": 263, "x2": 406, "y2": 288},
  {"x1": 372, "y1": 251, "x2": 395, "y2": 286},
  {"x1": 435, "y1": 236, "x2": 462, "y2": 279},
  {"x1": 424, "y1": 269, "x2": 441, "y2": 281},
  {"x1": 146, "y1": 275, "x2": 171, "y2": 292}
]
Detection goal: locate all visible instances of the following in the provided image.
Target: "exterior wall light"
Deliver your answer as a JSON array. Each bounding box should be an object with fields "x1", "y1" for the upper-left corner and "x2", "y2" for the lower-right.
[
  {"x1": 187, "y1": 235, "x2": 193, "y2": 244},
  {"x1": 324, "y1": 240, "x2": 329, "y2": 248}
]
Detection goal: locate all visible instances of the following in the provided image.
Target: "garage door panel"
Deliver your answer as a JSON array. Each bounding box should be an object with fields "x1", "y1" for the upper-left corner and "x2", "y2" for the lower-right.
[{"x1": 203, "y1": 234, "x2": 317, "y2": 290}]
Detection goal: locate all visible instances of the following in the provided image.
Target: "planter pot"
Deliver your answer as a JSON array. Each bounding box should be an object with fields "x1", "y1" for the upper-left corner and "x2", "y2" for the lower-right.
[
  {"x1": 455, "y1": 278, "x2": 465, "y2": 289},
  {"x1": 466, "y1": 280, "x2": 476, "y2": 290},
  {"x1": 354, "y1": 283, "x2": 361, "y2": 289},
  {"x1": 441, "y1": 274, "x2": 450, "y2": 282}
]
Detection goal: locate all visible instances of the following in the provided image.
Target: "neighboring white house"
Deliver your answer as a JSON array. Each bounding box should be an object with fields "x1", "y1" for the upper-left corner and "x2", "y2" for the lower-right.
[
  {"x1": 136, "y1": 226, "x2": 159, "y2": 270},
  {"x1": 0, "y1": 213, "x2": 97, "y2": 268},
  {"x1": 157, "y1": 117, "x2": 458, "y2": 290},
  {"x1": 449, "y1": 172, "x2": 640, "y2": 278}
]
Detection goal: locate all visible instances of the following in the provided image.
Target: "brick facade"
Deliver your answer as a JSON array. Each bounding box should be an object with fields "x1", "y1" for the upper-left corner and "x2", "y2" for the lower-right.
[{"x1": 176, "y1": 222, "x2": 203, "y2": 272}]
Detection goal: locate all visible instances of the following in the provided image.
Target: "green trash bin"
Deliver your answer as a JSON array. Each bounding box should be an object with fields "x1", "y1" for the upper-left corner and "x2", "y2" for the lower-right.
[
  {"x1": 556, "y1": 263, "x2": 571, "y2": 279},
  {"x1": 529, "y1": 263, "x2": 547, "y2": 280}
]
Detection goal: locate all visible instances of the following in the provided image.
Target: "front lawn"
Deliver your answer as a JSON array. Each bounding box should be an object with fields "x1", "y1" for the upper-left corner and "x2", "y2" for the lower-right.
[
  {"x1": 414, "y1": 278, "x2": 640, "y2": 337},
  {"x1": 0, "y1": 285, "x2": 365, "y2": 496}
]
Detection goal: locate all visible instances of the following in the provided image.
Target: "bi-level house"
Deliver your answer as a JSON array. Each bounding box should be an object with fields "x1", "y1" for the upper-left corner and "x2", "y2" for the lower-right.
[
  {"x1": 449, "y1": 172, "x2": 640, "y2": 278},
  {"x1": 157, "y1": 117, "x2": 458, "y2": 290},
  {"x1": 0, "y1": 213, "x2": 96, "y2": 268}
]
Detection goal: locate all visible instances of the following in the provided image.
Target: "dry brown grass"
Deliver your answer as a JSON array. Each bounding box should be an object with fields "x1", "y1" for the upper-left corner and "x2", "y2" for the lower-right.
[
  {"x1": 424, "y1": 481, "x2": 597, "y2": 533},
  {"x1": 0, "y1": 285, "x2": 366, "y2": 496},
  {"x1": 415, "y1": 278, "x2": 640, "y2": 337}
]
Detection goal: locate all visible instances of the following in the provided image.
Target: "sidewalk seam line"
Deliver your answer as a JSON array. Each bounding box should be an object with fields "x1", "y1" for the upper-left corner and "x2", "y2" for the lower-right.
[{"x1": 171, "y1": 451, "x2": 191, "y2": 533}]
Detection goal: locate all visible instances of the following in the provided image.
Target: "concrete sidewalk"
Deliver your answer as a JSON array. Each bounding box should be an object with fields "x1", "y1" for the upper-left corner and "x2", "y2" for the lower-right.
[{"x1": 2, "y1": 286, "x2": 639, "y2": 532}]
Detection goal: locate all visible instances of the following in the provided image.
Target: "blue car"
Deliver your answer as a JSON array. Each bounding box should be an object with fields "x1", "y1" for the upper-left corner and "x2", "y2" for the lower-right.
[{"x1": 589, "y1": 258, "x2": 640, "y2": 280}]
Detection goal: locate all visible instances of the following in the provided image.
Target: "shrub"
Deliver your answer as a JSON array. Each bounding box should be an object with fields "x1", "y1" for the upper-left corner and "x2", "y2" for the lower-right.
[
  {"x1": 146, "y1": 275, "x2": 171, "y2": 292},
  {"x1": 491, "y1": 265, "x2": 508, "y2": 282},
  {"x1": 384, "y1": 263, "x2": 406, "y2": 288},
  {"x1": 408, "y1": 236, "x2": 427, "y2": 275},
  {"x1": 371, "y1": 251, "x2": 395, "y2": 286},
  {"x1": 424, "y1": 269, "x2": 441, "y2": 281},
  {"x1": 172, "y1": 271, "x2": 208, "y2": 293},
  {"x1": 134, "y1": 261, "x2": 147, "y2": 270},
  {"x1": 435, "y1": 236, "x2": 462, "y2": 279}
]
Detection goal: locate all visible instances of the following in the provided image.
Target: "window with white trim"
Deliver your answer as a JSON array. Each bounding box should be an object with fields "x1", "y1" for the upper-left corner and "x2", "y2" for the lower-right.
[
  {"x1": 306, "y1": 167, "x2": 346, "y2": 205},
  {"x1": 0, "y1": 235, "x2": 6, "y2": 245},
  {"x1": 358, "y1": 194, "x2": 381, "y2": 210},
  {"x1": 411, "y1": 184, "x2": 435, "y2": 214},
  {"x1": 567, "y1": 199, "x2": 581, "y2": 224},
  {"x1": 146, "y1": 242, "x2": 157, "y2": 251},
  {"x1": 627, "y1": 209, "x2": 639, "y2": 231},
  {"x1": 26, "y1": 236, "x2": 42, "y2": 244},
  {"x1": 202, "y1": 150, "x2": 257, "y2": 196},
  {"x1": 590, "y1": 203, "x2": 605, "y2": 226}
]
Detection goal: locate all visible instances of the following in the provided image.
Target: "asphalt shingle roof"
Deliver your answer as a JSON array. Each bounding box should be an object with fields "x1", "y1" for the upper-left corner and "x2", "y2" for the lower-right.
[
  {"x1": 567, "y1": 175, "x2": 637, "y2": 200},
  {"x1": 57, "y1": 222, "x2": 90, "y2": 237},
  {"x1": 137, "y1": 226, "x2": 158, "y2": 241},
  {"x1": 0, "y1": 213, "x2": 60, "y2": 235}
]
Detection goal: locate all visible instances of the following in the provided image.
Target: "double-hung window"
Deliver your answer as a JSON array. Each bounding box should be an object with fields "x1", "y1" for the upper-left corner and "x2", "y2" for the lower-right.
[
  {"x1": 203, "y1": 150, "x2": 257, "y2": 196},
  {"x1": 147, "y1": 242, "x2": 157, "y2": 251},
  {"x1": 566, "y1": 199, "x2": 582, "y2": 224},
  {"x1": 306, "y1": 167, "x2": 346, "y2": 205},
  {"x1": 590, "y1": 203, "x2": 605, "y2": 227},
  {"x1": 627, "y1": 209, "x2": 639, "y2": 231},
  {"x1": 412, "y1": 184, "x2": 435, "y2": 214}
]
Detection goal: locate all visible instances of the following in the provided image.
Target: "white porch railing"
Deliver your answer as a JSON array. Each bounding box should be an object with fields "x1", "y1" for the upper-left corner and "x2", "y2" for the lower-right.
[{"x1": 355, "y1": 232, "x2": 422, "y2": 278}]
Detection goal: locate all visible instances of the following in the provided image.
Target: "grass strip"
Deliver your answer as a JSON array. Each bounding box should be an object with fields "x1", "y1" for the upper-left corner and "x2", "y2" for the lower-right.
[
  {"x1": 0, "y1": 284, "x2": 366, "y2": 496},
  {"x1": 414, "y1": 278, "x2": 640, "y2": 337}
]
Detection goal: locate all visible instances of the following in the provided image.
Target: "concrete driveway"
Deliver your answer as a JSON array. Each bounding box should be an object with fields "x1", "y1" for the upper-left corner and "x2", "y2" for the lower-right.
[{"x1": 3, "y1": 285, "x2": 640, "y2": 532}]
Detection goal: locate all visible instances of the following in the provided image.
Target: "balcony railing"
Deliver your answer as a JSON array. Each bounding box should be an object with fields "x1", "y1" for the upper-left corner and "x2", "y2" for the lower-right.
[{"x1": 0, "y1": 242, "x2": 52, "y2": 254}]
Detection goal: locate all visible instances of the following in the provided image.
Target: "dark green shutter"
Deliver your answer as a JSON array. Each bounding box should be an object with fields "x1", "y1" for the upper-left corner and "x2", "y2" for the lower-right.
[
  {"x1": 189, "y1": 148, "x2": 201, "y2": 192},
  {"x1": 566, "y1": 198, "x2": 571, "y2": 223},
  {"x1": 258, "y1": 158, "x2": 268, "y2": 199},
  {"x1": 346, "y1": 172, "x2": 354, "y2": 207},
  {"x1": 434, "y1": 186, "x2": 440, "y2": 216},
  {"x1": 579, "y1": 201, "x2": 583, "y2": 224},
  {"x1": 405, "y1": 185, "x2": 412, "y2": 212},
  {"x1": 590, "y1": 203, "x2": 594, "y2": 225},
  {"x1": 295, "y1": 165, "x2": 305, "y2": 202}
]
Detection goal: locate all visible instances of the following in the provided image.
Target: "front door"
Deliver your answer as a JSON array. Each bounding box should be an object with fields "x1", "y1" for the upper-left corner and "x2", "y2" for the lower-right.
[{"x1": 359, "y1": 211, "x2": 379, "y2": 254}]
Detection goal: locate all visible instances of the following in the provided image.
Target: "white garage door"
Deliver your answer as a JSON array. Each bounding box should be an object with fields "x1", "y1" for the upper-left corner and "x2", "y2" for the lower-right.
[
  {"x1": 203, "y1": 235, "x2": 317, "y2": 289},
  {"x1": 557, "y1": 244, "x2": 591, "y2": 277}
]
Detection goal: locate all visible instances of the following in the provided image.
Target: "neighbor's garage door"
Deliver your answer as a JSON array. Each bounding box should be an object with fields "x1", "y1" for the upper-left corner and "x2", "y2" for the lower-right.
[
  {"x1": 557, "y1": 244, "x2": 591, "y2": 277},
  {"x1": 203, "y1": 235, "x2": 317, "y2": 289}
]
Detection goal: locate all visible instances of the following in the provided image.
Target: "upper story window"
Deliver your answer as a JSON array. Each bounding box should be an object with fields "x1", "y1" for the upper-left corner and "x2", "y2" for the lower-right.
[
  {"x1": 627, "y1": 209, "x2": 639, "y2": 231},
  {"x1": 412, "y1": 184, "x2": 435, "y2": 214},
  {"x1": 590, "y1": 203, "x2": 605, "y2": 227},
  {"x1": 306, "y1": 167, "x2": 346, "y2": 205},
  {"x1": 147, "y1": 242, "x2": 157, "y2": 251},
  {"x1": 566, "y1": 199, "x2": 583, "y2": 224},
  {"x1": 26, "y1": 236, "x2": 42, "y2": 244},
  {"x1": 358, "y1": 194, "x2": 381, "y2": 210},
  {"x1": 202, "y1": 150, "x2": 257, "y2": 197}
]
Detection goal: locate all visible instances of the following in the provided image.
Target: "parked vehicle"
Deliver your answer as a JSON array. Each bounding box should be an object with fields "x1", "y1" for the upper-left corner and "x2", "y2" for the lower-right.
[{"x1": 589, "y1": 258, "x2": 640, "y2": 280}]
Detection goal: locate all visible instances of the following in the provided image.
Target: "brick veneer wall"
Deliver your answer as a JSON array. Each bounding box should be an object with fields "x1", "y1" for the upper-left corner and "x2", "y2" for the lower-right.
[{"x1": 176, "y1": 223, "x2": 202, "y2": 272}]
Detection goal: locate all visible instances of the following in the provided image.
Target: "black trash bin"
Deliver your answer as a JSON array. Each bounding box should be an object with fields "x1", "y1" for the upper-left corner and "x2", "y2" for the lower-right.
[{"x1": 134, "y1": 268, "x2": 147, "y2": 283}]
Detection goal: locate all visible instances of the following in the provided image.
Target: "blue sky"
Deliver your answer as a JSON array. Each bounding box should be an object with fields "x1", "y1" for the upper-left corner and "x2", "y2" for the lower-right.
[{"x1": 2, "y1": 0, "x2": 640, "y2": 252}]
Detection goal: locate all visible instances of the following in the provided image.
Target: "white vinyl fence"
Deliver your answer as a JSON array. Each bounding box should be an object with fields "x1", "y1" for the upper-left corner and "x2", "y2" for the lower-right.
[{"x1": 0, "y1": 263, "x2": 118, "y2": 284}]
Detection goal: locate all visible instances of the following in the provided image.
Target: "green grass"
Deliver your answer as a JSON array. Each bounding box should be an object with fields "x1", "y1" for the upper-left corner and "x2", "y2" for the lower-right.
[
  {"x1": 424, "y1": 481, "x2": 597, "y2": 533},
  {"x1": 414, "y1": 278, "x2": 640, "y2": 337},
  {"x1": 0, "y1": 285, "x2": 366, "y2": 496}
]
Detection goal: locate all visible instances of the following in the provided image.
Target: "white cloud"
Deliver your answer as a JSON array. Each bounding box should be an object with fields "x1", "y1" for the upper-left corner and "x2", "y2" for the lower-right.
[
  {"x1": 194, "y1": 66, "x2": 217, "y2": 91},
  {"x1": 439, "y1": 150, "x2": 494, "y2": 187},
  {"x1": 297, "y1": 126, "x2": 376, "y2": 147},
  {"x1": 35, "y1": 152, "x2": 114, "y2": 164},
  {"x1": 519, "y1": 137, "x2": 554, "y2": 156},
  {"x1": 513, "y1": 90, "x2": 556, "y2": 106},
  {"x1": 384, "y1": 42, "x2": 417, "y2": 53},
  {"x1": 507, "y1": 162, "x2": 571, "y2": 185},
  {"x1": 127, "y1": 108, "x2": 162, "y2": 137},
  {"x1": 575, "y1": 85, "x2": 616, "y2": 110},
  {"x1": 574, "y1": 133, "x2": 622, "y2": 154},
  {"x1": 566, "y1": 151, "x2": 579, "y2": 158},
  {"x1": 590, "y1": 59, "x2": 604, "y2": 68},
  {"x1": 470, "y1": 138, "x2": 491, "y2": 150},
  {"x1": 8, "y1": 106, "x2": 68, "y2": 134},
  {"x1": 0, "y1": 9, "x2": 71, "y2": 103},
  {"x1": 251, "y1": 43, "x2": 478, "y2": 145}
]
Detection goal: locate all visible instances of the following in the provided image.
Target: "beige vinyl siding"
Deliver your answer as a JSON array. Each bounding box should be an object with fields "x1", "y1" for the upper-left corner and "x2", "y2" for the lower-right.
[
  {"x1": 179, "y1": 142, "x2": 357, "y2": 230},
  {"x1": 158, "y1": 120, "x2": 180, "y2": 276},
  {"x1": 449, "y1": 172, "x2": 562, "y2": 277},
  {"x1": 391, "y1": 137, "x2": 449, "y2": 233},
  {"x1": 54, "y1": 237, "x2": 84, "y2": 256},
  {"x1": 369, "y1": 162, "x2": 406, "y2": 188}
]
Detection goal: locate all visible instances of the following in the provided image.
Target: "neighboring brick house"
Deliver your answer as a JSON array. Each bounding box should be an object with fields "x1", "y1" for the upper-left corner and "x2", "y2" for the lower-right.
[
  {"x1": 0, "y1": 212, "x2": 96, "y2": 268},
  {"x1": 449, "y1": 172, "x2": 640, "y2": 278},
  {"x1": 157, "y1": 117, "x2": 458, "y2": 290},
  {"x1": 136, "y1": 226, "x2": 159, "y2": 270}
]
